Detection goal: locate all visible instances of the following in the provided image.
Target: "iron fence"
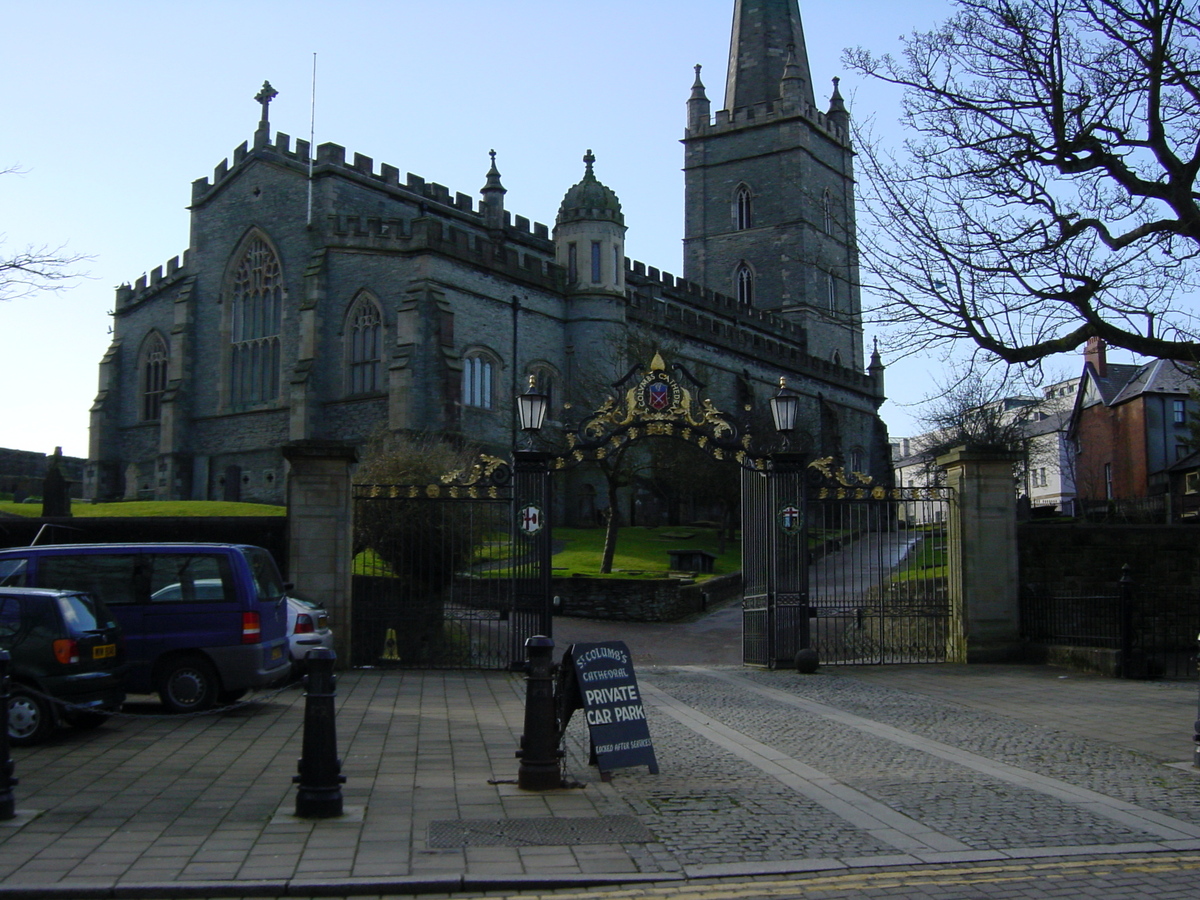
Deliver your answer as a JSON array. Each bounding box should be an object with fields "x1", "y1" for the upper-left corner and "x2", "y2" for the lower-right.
[
  {"x1": 1021, "y1": 579, "x2": 1200, "y2": 679},
  {"x1": 351, "y1": 485, "x2": 531, "y2": 670},
  {"x1": 808, "y1": 494, "x2": 957, "y2": 666}
]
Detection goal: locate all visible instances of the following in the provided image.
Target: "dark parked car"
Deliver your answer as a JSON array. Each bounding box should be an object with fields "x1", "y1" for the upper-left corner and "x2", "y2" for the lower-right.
[
  {"x1": 0, "y1": 544, "x2": 291, "y2": 713},
  {"x1": 0, "y1": 587, "x2": 126, "y2": 746}
]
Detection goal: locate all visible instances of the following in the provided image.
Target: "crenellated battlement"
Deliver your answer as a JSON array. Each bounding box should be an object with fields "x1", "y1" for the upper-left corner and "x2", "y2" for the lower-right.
[
  {"x1": 113, "y1": 252, "x2": 189, "y2": 311},
  {"x1": 190, "y1": 131, "x2": 554, "y2": 240},
  {"x1": 623, "y1": 257, "x2": 872, "y2": 392},
  {"x1": 684, "y1": 100, "x2": 849, "y2": 145},
  {"x1": 326, "y1": 214, "x2": 564, "y2": 292}
]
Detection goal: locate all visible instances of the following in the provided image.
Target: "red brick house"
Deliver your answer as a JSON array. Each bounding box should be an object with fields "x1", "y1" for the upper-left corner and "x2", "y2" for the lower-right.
[{"x1": 1069, "y1": 338, "x2": 1198, "y2": 509}]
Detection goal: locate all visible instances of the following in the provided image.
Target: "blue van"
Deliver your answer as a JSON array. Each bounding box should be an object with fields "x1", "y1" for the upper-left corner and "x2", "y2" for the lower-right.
[{"x1": 0, "y1": 544, "x2": 291, "y2": 712}]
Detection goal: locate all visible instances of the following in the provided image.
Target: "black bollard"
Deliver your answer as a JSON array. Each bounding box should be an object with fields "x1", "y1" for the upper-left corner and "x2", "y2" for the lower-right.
[
  {"x1": 517, "y1": 635, "x2": 561, "y2": 790},
  {"x1": 293, "y1": 648, "x2": 345, "y2": 818},
  {"x1": 0, "y1": 652, "x2": 15, "y2": 820}
]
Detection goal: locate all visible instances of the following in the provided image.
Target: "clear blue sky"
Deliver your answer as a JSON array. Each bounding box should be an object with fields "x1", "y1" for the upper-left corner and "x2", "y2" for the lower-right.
[{"x1": 0, "y1": 0, "x2": 1032, "y2": 459}]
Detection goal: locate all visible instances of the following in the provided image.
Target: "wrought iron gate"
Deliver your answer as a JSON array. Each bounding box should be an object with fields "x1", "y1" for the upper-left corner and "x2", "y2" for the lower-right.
[
  {"x1": 743, "y1": 457, "x2": 958, "y2": 667},
  {"x1": 741, "y1": 456, "x2": 806, "y2": 667},
  {"x1": 351, "y1": 453, "x2": 552, "y2": 670}
]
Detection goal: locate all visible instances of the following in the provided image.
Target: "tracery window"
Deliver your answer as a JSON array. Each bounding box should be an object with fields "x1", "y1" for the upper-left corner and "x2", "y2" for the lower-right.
[
  {"x1": 462, "y1": 353, "x2": 494, "y2": 409},
  {"x1": 229, "y1": 237, "x2": 282, "y2": 408},
  {"x1": 346, "y1": 294, "x2": 383, "y2": 395},
  {"x1": 735, "y1": 186, "x2": 753, "y2": 230},
  {"x1": 736, "y1": 263, "x2": 754, "y2": 306},
  {"x1": 140, "y1": 332, "x2": 168, "y2": 421}
]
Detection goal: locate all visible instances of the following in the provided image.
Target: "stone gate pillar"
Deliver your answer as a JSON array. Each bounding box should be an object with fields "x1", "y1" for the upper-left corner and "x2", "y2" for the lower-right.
[
  {"x1": 937, "y1": 446, "x2": 1023, "y2": 662},
  {"x1": 283, "y1": 441, "x2": 358, "y2": 664}
]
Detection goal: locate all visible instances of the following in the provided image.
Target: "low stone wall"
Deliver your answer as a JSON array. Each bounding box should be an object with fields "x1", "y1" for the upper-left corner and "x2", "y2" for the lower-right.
[{"x1": 553, "y1": 572, "x2": 743, "y2": 622}]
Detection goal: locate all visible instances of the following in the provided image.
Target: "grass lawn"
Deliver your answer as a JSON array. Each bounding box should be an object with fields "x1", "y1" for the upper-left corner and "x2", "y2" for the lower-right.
[
  {"x1": 355, "y1": 525, "x2": 741, "y2": 581},
  {"x1": 893, "y1": 532, "x2": 948, "y2": 581},
  {"x1": 552, "y1": 526, "x2": 740, "y2": 580},
  {"x1": 0, "y1": 500, "x2": 286, "y2": 518}
]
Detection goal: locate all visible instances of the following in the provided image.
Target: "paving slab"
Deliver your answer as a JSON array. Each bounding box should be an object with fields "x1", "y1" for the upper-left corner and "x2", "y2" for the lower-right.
[{"x1": 0, "y1": 660, "x2": 1197, "y2": 897}]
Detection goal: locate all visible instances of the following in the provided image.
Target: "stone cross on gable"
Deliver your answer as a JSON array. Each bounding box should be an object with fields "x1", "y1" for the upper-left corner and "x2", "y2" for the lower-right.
[{"x1": 255, "y1": 80, "x2": 278, "y2": 126}]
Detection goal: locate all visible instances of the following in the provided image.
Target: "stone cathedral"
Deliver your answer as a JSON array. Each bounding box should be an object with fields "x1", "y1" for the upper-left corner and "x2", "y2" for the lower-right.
[{"x1": 86, "y1": 0, "x2": 889, "y2": 511}]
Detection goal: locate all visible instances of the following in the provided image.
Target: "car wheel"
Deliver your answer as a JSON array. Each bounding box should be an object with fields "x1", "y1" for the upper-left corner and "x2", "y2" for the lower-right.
[
  {"x1": 158, "y1": 656, "x2": 219, "y2": 713},
  {"x1": 65, "y1": 711, "x2": 111, "y2": 730},
  {"x1": 8, "y1": 687, "x2": 57, "y2": 746}
]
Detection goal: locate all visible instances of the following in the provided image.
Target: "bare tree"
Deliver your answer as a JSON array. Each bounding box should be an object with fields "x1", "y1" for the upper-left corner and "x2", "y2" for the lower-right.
[
  {"x1": 916, "y1": 370, "x2": 1041, "y2": 458},
  {"x1": 1, "y1": 167, "x2": 88, "y2": 301},
  {"x1": 908, "y1": 368, "x2": 1068, "y2": 502},
  {"x1": 846, "y1": 0, "x2": 1200, "y2": 367}
]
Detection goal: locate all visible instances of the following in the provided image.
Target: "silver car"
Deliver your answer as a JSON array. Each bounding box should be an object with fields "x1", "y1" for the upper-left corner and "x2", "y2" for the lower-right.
[{"x1": 286, "y1": 595, "x2": 334, "y2": 675}]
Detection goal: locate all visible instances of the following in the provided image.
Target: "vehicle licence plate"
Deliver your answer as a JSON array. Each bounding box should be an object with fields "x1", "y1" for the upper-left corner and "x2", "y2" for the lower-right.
[
  {"x1": 93, "y1": 644, "x2": 116, "y2": 659},
  {"x1": 271, "y1": 646, "x2": 283, "y2": 660}
]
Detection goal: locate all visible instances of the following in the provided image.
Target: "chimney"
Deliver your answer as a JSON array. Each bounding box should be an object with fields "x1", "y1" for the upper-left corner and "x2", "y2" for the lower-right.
[{"x1": 1084, "y1": 336, "x2": 1107, "y2": 377}]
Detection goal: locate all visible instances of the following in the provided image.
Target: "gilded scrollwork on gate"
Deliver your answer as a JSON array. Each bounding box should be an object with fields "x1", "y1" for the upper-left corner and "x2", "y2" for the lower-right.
[{"x1": 557, "y1": 352, "x2": 749, "y2": 467}]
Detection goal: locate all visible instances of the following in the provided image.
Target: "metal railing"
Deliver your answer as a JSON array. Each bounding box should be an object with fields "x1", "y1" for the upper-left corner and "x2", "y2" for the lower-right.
[{"x1": 1021, "y1": 573, "x2": 1200, "y2": 679}]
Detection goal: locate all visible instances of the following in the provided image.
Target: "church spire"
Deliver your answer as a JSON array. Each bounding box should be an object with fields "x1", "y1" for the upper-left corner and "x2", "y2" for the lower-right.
[{"x1": 724, "y1": 0, "x2": 815, "y2": 112}]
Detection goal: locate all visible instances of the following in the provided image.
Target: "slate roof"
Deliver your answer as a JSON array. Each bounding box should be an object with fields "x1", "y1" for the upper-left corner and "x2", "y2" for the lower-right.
[{"x1": 1110, "y1": 358, "x2": 1198, "y2": 405}]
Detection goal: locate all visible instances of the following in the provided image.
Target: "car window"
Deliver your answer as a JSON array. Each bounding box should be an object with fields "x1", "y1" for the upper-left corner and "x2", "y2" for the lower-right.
[
  {"x1": 244, "y1": 548, "x2": 285, "y2": 603},
  {"x1": 148, "y1": 554, "x2": 233, "y2": 603},
  {"x1": 38, "y1": 554, "x2": 144, "y2": 606},
  {"x1": 0, "y1": 598, "x2": 22, "y2": 638},
  {"x1": 0, "y1": 559, "x2": 28, "y2": 588},
  {"x1": 56, "y1": 593, "x2": 116, "y2": 634}
]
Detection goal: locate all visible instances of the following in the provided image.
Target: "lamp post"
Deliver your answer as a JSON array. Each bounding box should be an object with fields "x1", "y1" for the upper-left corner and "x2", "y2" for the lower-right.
[
  {"x1": 513, "y1": 374, "x2": 553, "y2": 644},
  {"x1": 768, "y1": 376, "x2": 815, "y2": 672},
  {"x1": 769, "y1": 377, "x2": 799, "y2": 446},
  {"x1": 517, "y1": 375, "x2": 549, "y2": 446}
]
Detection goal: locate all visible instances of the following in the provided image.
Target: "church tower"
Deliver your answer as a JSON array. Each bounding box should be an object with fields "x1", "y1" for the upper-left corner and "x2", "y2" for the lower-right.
[{"x1": 683, "y1": 0, "x2": 863, "y2": 370}]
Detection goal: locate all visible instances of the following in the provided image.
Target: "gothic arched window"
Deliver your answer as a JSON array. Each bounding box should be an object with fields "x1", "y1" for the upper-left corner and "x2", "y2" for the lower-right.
[
  {"x1": 826, "y1": 271, "x2": 837, "y2": 310},
  {"x1": 229, "y1": 236, "x2": 283, "y2": 408},
  {"x1": 346, "y1": 293, "x2": 383, "y2": 395},
  {"x1": 736, "y1": 263, "x2": 754, "y2": 306},
  {"x1": 822, "y1": 189, "x2": 833, "y2": 233},
  {"x1": 735, "y1": 186, "x2": 753, "y2": 231},
  {"x1": 139, "y1": 332, "x2": 168, "y2": 421},
  {"x1": 462, "y1": 352, "x2": 495, "y2": 409}
]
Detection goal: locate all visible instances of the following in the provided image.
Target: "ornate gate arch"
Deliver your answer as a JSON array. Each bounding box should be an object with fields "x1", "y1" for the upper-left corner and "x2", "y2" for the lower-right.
[
  {"x1": 550, "y1": 351, "x2": 755, "y2": 469},
  {"x1": 349, "y1": 352, "x2": 957, "y2": 670}
]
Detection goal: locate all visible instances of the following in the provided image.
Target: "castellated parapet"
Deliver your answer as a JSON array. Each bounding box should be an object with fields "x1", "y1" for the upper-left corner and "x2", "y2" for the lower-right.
[
  {"x1": 114, "y1": 252, "x2": 189, "y2": 309},
  {"x1": 685, "y1": 97, "x2": 849, "y2": 145},
  {"x1": 326, "y1": 214, "x2": 564, "y2": 293},
  {"x1": 189, "y1": 132, "x2": 553, "y2": 240},
  {"x1": 623, "y1": 258, "x2": 876, "y2": 397}
]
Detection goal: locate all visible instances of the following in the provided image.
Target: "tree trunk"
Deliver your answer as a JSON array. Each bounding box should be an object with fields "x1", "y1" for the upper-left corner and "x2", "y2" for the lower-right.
[{"x1": 600, "y1": 477, "x2": 622, "y2": 575}]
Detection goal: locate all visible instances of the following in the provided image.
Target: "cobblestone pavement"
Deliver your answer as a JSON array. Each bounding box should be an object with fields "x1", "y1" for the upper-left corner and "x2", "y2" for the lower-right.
[{"x1": 1, "y1": 660, "x2": 1199, "y2": 898}]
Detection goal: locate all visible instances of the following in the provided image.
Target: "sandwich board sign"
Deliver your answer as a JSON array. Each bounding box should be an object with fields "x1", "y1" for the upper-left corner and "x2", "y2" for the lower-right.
[{"x1": 560, "y1": 641, "x2": 658, "y2": 777}]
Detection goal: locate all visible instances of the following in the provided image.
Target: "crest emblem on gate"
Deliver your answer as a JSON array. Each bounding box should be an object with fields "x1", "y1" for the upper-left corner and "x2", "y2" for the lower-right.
[
  {"x1": 518, "y1": 503, "x2": 544, "y2": 536},
  {"x1": 778, "y1": 503, "x2": 803, "y2": 535},
  {"x1": 647, "y1": 381, "x2": 671, "y2": 411}
]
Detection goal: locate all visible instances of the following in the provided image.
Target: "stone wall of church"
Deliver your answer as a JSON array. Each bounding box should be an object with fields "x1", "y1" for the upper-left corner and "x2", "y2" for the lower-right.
[{"x1": 93, "y1": 120, "x2": 887, "y2": 506}]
